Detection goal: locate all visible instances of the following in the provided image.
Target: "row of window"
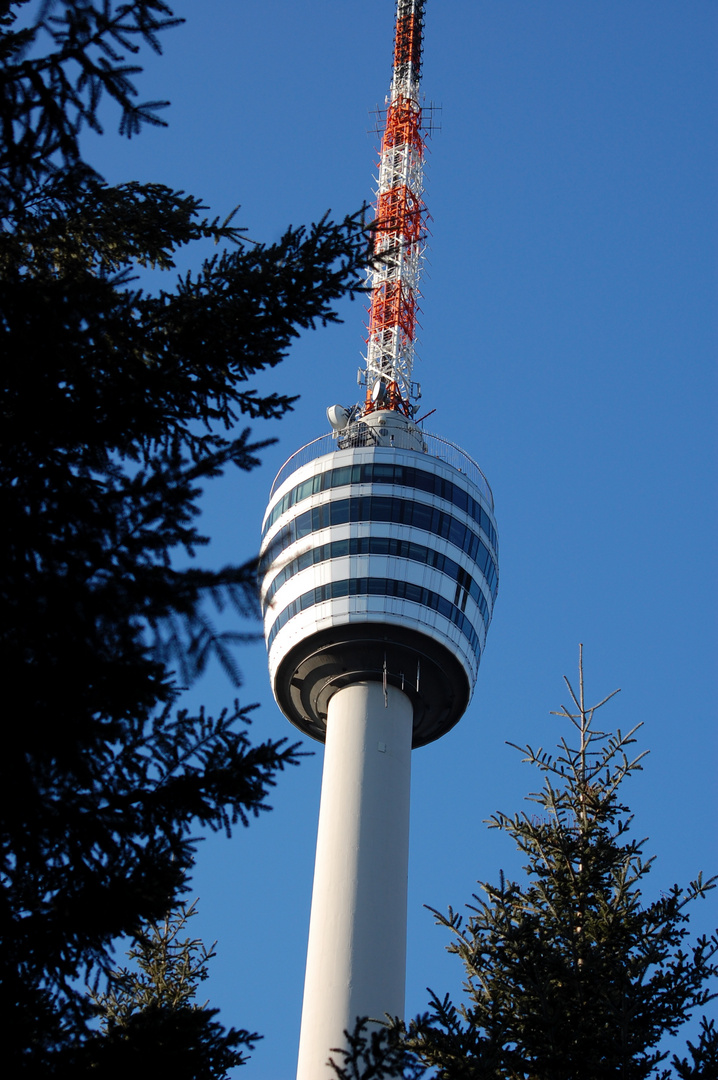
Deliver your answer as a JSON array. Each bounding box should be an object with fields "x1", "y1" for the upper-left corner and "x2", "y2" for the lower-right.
[
  {"x1": 263, "y1": 460, "x2": 498, "y2": 552},
  {"x1": 263, "y1": 535, "x2": 493, "y2": 631},
  {"x1": 260, "y1": 495, "x2": 499, "y2": 600},
  {"x1": 266, "y1": 576, "x2": 483, "y2": 661}
]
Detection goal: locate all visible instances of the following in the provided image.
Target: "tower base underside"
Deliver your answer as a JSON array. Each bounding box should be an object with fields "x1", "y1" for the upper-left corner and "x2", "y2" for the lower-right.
[{"x1": 274, "y1": 623, "x2": 471, "y2": 747}]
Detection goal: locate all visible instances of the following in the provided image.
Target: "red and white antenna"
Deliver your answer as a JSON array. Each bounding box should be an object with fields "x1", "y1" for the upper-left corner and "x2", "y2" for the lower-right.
[{"x1": 363, "y1": 0, "x2": 428, "y2": 418}]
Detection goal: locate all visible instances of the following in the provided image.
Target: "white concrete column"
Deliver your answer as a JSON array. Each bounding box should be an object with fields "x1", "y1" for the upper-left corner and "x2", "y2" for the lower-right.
[{"x1": 296, "y1": 681, "x2": 413, "y2": 1080}]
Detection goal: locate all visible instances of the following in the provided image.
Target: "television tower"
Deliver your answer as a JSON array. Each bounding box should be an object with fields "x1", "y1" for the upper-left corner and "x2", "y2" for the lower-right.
[{"x1": 260, "y1": 3, "x2": 498, "y2": 1076}]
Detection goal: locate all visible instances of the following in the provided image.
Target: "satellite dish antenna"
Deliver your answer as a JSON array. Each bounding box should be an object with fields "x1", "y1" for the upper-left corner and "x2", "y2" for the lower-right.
[
  {"x1": 327, "y1": 404, "x2": 350, "y2": 431},
  {"x1": 371, "y1": 379, "x2": 387, "y2": 404}
]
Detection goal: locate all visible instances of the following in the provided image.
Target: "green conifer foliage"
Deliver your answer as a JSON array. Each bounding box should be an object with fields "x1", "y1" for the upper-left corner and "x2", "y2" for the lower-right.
[
  {"x1": 410, "y1": 650, "x2": 718, "y2": 1079},
  {"x1": 87, "y1": 901, "x2": 257, "y2": 1079},
  {"x1": 333, "y1": 652, "x2": 717, "y2": 1080},
  {"x1": 0, "y1": 1, "x2": 370, "y2": 1069},
  {"x1": 671, "y1": 1018, "x2": 718, "y2": 1080}
]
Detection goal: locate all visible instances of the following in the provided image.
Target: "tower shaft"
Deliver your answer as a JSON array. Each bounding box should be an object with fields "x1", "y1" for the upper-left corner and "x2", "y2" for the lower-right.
[
  {"x1": 296, "y1": 683, "x2": 412, "y2": 1080},
  {"x1": 365, "y1": 0, "x2": 427, "y2": 417}
]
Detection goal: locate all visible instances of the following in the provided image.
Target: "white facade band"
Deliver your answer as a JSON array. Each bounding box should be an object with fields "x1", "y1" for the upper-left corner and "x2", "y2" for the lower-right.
[{"x1": 295, "y1": 682, "x2": 413, "y2": 1080}]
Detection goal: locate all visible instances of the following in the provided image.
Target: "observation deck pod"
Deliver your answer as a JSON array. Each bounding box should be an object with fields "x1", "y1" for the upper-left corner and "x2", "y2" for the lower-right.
[{"x1": 260, "y1": 411, "x2": 498, "y2": 748}]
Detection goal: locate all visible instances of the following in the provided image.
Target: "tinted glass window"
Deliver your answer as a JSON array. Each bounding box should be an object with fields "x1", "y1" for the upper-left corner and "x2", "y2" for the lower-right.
[
  {"x1": 404, "y1": 582, "x2": 422, "y2": 604},
  {"x1": 371, "y1": 496, "x2": 394, "y2": 522},
  {"x1": 297, "y1": 479, "x2": 314, "y2": 502},
  {"x1": 265, "y1": 576, "x2": 483, "y2": 658},
  {"x1": 411, "y1": 502, "x2": 432, "y2": 531},
  {"x1": 330, "y1": 501, "x2": 350, "y2": 526},
  {"x1": 295, "y1": 511, "x2": 311, "y2": 539},
  {"x1": 262, "y1": 496, "x2": 498, "y2": 602},
  {"x1": 263, "y1": 461, "x2": 497, "y2": 554},
  {"x1": 449, "y1": 518, "x2": 466, "y2": 549},
  {"x1": 332, "y1": 466, "x2": 352, "y2": 488},
  {"x1": 373, "y1": 464, "x2": 395, "y2": 481}
]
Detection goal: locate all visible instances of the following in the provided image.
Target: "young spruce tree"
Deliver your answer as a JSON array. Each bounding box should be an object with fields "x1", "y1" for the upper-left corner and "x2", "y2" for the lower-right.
[
  {"x1": 334, "y1": 650, "x2": 717, "y2": 1080},
  {"x1": 86, "y1": 901, "x2": 255, "y2": 1080}
]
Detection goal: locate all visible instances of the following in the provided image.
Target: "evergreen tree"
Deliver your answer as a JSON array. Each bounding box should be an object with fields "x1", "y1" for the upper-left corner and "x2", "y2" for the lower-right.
[
  {"x1": 86, "y1": 901, "x2": 256, "y2": 1079},
  {"x1": 671, "y1": 1019, "x2": 718, "y2": 1080},
  {"x1": 0, "y1": 1, "x2": 369, "y2": 1070},
  {"x1": 333, "y1": 651, "x2": 717, "y2": 1080}
]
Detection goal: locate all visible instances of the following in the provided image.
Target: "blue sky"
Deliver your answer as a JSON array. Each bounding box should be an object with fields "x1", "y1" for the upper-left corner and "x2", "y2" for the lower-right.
[{"x1": 83, "y1": 1, "x2": 716, "y2": 1074}]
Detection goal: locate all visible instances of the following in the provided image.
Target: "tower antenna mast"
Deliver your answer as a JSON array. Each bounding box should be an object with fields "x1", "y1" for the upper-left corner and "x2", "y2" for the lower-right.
[{"x1": 364, "y1": 0, "x2": 427, "y2": 417}]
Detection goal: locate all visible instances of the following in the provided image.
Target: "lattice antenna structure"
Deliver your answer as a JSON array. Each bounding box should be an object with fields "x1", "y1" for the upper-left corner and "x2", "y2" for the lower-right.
[{"x1": 363, "y1": 0, "x2": 428, "y2": 418}]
